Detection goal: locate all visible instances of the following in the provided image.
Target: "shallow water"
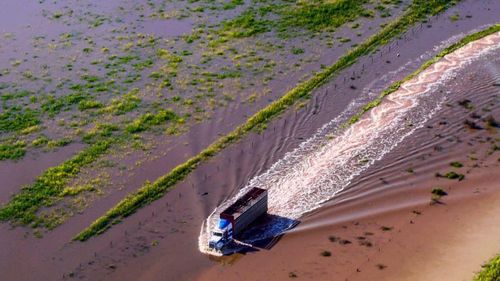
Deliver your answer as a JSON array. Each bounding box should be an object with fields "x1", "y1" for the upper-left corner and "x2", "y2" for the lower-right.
[
  {"x1": 1, "y1": 1, "x2": 500, "y2": 280},
  {"x1": 199, "y1": 32, "x2": 500, "y2": 254}
]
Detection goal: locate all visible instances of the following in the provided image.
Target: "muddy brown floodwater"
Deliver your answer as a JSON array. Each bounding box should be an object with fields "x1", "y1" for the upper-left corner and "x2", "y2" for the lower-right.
[
  {"x1": 0, "y1": 1, "x2": 500, "y2": 281},
  {"x1": 198, "y1": 32, "x2": 500, "y2": 281}
]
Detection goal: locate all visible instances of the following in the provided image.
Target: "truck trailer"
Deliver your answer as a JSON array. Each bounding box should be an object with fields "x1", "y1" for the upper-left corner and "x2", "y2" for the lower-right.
[{"x1": 208, "y1": 187, "x2": 268, "y2": 251}]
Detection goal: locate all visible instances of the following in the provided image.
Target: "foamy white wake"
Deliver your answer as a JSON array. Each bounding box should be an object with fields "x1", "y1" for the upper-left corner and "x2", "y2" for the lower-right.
[{"x1": 199, "y1": 31, "x2": 500, "y2": 255}]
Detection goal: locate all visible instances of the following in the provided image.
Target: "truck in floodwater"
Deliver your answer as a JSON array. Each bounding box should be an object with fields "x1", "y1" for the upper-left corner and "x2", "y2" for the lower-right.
[{"x1": 208, "y1": 187, "x2": 268, "y2": 251}]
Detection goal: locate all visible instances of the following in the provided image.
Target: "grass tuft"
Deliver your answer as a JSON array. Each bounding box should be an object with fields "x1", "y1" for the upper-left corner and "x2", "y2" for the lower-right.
[
  {"x1": 279, "y1": 0, "x2": 368, "y2": 31},
  {"x1": 0, "y1": 141, "x2": 26, "y2": 160},
  {"x1": 473, "y1": 254, "x2": 500, "y2": 281},
  {"x1": 320, "y1": 250, "x2": 332, "y2": 257}
]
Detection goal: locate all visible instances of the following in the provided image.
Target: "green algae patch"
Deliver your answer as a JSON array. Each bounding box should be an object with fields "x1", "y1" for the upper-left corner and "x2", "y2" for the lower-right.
[{"x1": 279, "y1": 0, "x2": 369, "y2": 31}]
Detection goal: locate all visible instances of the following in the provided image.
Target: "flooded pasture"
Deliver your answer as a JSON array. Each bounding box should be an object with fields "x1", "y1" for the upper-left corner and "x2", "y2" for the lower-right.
[{"x1": 0, "y1": 0, "x2": 499, "y2": 281}]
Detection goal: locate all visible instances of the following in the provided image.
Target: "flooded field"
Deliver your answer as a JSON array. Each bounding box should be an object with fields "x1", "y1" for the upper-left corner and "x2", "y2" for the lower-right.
[
  {"x1": 0, "y1": 0, "x2": 407, "y2": 229},
  {"x1": 199, "y1": 30, "x2": 500, "y2": 255},
  {"x1": 0, "y1": 0, "x2": 499, "y2": 280},
  {"x1": 199, "y1": 44, "x2": 500, "y2": 280}
]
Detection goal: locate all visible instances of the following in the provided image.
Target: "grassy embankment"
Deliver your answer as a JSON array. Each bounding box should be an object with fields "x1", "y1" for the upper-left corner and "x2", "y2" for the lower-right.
[
  {"x1": 74, "y1": 0, "x2": 462, "y2": 241},
  {"x1": 474, "y1": 254, "x2": 500, "y2": 281}
]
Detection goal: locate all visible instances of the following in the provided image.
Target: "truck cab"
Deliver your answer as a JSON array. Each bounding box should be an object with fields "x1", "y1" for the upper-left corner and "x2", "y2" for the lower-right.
[{"x1": 208, "y1": 218, "x2": 233, "y2": 251}]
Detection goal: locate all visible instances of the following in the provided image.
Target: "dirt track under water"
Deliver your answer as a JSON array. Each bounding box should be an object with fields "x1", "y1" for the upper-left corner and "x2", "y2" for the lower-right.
[{"x1": 1, "y1": 1, "x2": 500, "y2": 281}]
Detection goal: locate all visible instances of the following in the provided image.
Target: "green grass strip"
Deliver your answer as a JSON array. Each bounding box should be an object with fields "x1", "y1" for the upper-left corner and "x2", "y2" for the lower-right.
[
  {"x1": 74, "y1": 0, "x2": 464, "y2": 241},
  {"x1": 474, "y1": 254, "x2": 500, "y2": 281},
  {"x1": 0, "y1": 140, "x2": 112, "y2": 227}
]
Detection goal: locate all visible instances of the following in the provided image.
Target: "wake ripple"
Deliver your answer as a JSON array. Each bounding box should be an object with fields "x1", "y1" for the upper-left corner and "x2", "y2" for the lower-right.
[{"x1": 199, "y1": 31, "x2": 500, "y2": 255}]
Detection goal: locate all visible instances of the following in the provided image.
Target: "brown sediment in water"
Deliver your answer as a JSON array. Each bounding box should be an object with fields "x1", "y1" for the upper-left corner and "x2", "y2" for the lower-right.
[
  {"x1": 196, "y1": 42, "x2": 500, "y2": 281},
  {"x1": 197, "y1": 30, "x2": 500, "y2": 252},
  {"x1": 1, "y1": 1, "x2": 500, "y2": 281},
  {"x1": 197, "y1": 162, "x2": 500, "y2": 281}
]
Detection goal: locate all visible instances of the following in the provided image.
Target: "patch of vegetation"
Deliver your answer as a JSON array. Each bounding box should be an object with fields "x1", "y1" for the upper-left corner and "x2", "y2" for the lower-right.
[
  {"x1": 339, "y1": 239, "x2": 352, "y2": 245},
  {"x1": 125, "y1": 109, "x2": 178, "y2": 133},
  {"x1": 320, "y1": 250, "x2": 332, "y2": 257},
  {"x1": 47, "y1": 138, "x2": 72, "y2": 149},
  {"x1": 431, "y1": 187, "x2": 447, "y2": 204},
  {"x1": 32, "y1": 136, "x2": 49, "y2": 147},
  {"x1": 431, "y1": 188, "x2": 448, "y2": 197},
  {"x1": 82, "y1": 123, "x2": 120, "y2": 144},
  {"x1": 78, "y1": 100, "x2": 104, "y2": 111},
  {"x1": 41, "y1": 92, "x2": 90, "y2": 117},
  {"x1": 376, "y1": 264, "x2": 387, "y2": 270},
  {"x1": 329, "y1": 235, "x2": 339, "y2": 242},
  {"x1": 0, "y1": 141, "x2": 112, "y2": 227},
  {"x1": 359, "y1": 240, "x2": 373, "y2": 247},
  {"x1": 380, "y1": 226, "x2": 393, "y2": 231},
  {"x1": 103, "y1": 90, "x2": 141, "y2": 115},
  {"x1": 222, "y1": 0, "x2": 244, "y2": 10},
  {"x1": 485, "y1": 115, "x2": 499, "y2": 128},
  {"x1": 279, "y1": 0, "x2": 369, "y2": 31},
  {"x1": 473, "y1": 254, "x2": 500, "y2": 281},
  {"x1": 458, "y1": 99, "x2": 473, "y2": 109},
  {"x1": 0, "y1": 141, "x2": 26, "y2": 160},
  {"x1": 219, "y1": 9, "x2": 272, "y2": 38},
  {"x1": 217, "y1": 0, "x2": 371, "y2": 39},
  {"x1": 339, "y1": 37, "x2": 352, "y2": 43},
  {"x1": 449, "y1": 13, "x2": 460, "y2": 21},
  {"x1": 60, "y1": 184, "x2": 96, "y2": 196},
  {"x1": 464, "y1": 119, "x2": 483, "y2": 130},
  {"x1": 75, "y1": 0, "x2": 465, "y2": 241},
  {"x1": 291, "y1": 47, "x2": 304, "y2": 55},
  {"x1": 1, "y1": 90, "x2": 31, "y2": 103},
  {"x1": 450, "y1": 161, "x2": 463, "y2": 168},
  {"x1": 436, "y1": 171, "x2": 465, "y2": 181},
  {"x1": 0, "y1": 107, "x2": 40, "y2": 133}
]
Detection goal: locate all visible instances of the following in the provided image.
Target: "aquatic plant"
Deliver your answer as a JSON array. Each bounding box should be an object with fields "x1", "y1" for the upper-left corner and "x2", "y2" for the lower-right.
[
  {"x1": 125, "y1": 110, "x2": 178, "y2": 133},
  {"x1": 431, "y1": 187, "x2": 447, "y2": 203},
  {"x1": 0, "y1": 108, "x2": 40, "y2": 133},
  {"x1": 376, "y1": 264, "x2": 387, "y2": 270},
  {"x1": 444, "y1": 171, "x2": 465, "y2": 180},
  {"x1": 0, "y1": 141, "x2": 26, "y2": 160},
  {"x1": 279, "y1": 0, "x2": 369, "y2": 31},
  {"x1": 320, "y1": 250, "x2": 332, "y2": 257},
  {"x1": 431, "y1": 188, "x2": 447, "y2": 197},
  {"x1": 473, "y1": 254, "x2": 500, "y2": 281},
  {"x1": 0, "y1": 140, "x2": 112, "y2": 226},
  {"x1": 380, "y1": 226, "x2": 393, "y2": 231}
]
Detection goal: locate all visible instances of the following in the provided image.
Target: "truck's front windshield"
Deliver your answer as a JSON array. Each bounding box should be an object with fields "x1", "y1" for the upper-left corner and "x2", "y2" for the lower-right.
[{"x1": 212, "y1": 232, "x2": 222, "y2": 237}]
